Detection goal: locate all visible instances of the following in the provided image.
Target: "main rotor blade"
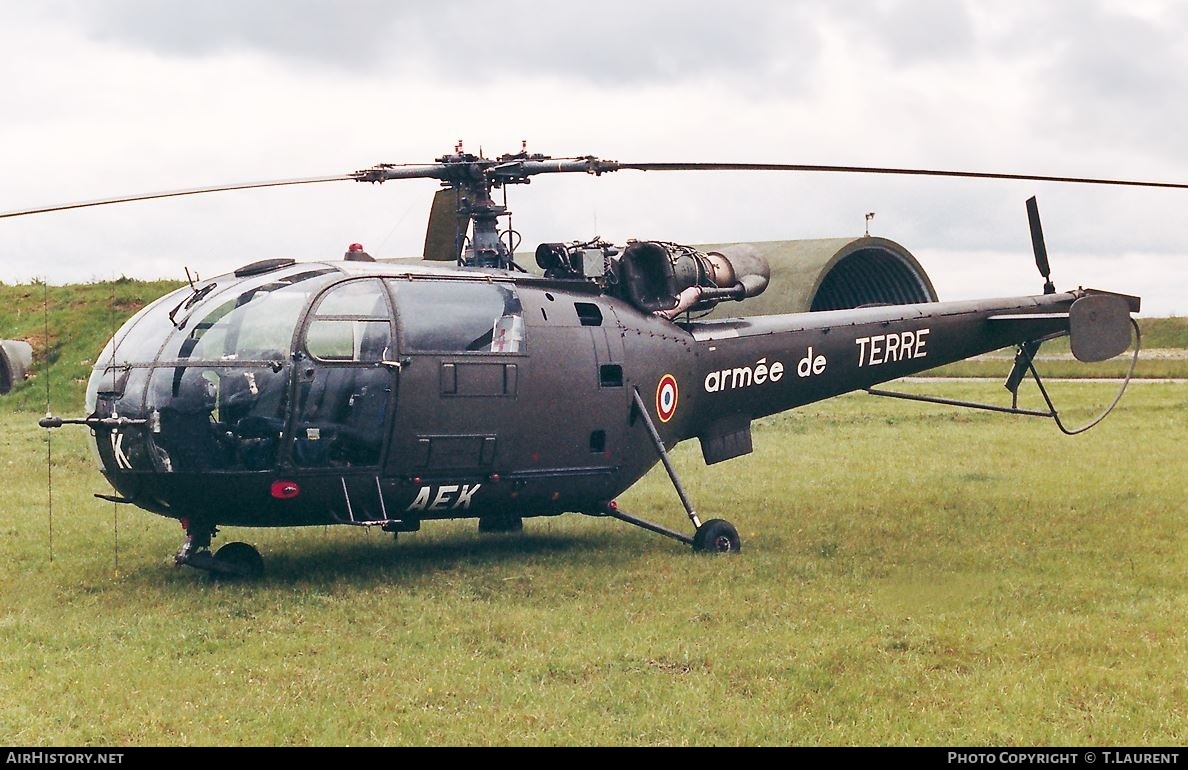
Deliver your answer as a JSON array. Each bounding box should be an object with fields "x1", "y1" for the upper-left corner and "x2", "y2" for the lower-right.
[
  {"x1": 6, "y1": 155, "x2": 1185, "y2": 222},
  {"x1": 616, "y1": 162, "x2": 1188, "y2": 191},
  {"x1": 0, "y1": 174, "x2": 354, "y2": 219}
]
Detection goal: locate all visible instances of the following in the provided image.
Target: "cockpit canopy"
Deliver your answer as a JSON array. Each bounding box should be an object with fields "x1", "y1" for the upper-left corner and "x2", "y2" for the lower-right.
[{"x1": 86, "y1": 261, "x2": 525, "y2": 476}]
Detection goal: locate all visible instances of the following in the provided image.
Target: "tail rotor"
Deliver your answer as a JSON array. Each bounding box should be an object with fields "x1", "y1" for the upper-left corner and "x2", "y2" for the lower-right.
[
  {"x1": 1005, "y1": 196, "x2": 1055, "y2": 395},
  {"x1": 1025, "y1": 196, "x2": 1056, "y2": 295}
]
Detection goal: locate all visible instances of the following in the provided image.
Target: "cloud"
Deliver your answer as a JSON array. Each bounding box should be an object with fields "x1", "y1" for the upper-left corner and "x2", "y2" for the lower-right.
[
  {"x1": 2, "y1": 1, "x2": 1184, "y2": 314},
  {"x1": 825, "y1": 0, "x2": 976, "y2": 67},
  {"x1": 1041, "y1": 4, "x2": 1188, "y2": 160},
  {"x1": 42, "y1": 0, "x2": 821, "y2": 90}
]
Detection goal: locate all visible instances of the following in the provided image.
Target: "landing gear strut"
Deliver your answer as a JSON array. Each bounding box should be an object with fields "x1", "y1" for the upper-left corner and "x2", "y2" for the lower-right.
[
  {"x1": 602, "y1": 389, "x2": 742, "y2": 554},
  {"x1": 174, "y1": 519, "x2": 264, "y2": 579}
]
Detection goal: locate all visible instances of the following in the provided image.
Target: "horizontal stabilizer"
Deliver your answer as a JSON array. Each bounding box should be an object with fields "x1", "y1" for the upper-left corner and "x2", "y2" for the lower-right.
[
  {"x1": 988, "y1": 313, "x2": 1068, "y2": 321},
  {"x1": 985, "y1": 312, "x2": 1071, "y2": 344},
  {"x1": 1080, "y1": 288, "x2": 1141, "y2": 314}
]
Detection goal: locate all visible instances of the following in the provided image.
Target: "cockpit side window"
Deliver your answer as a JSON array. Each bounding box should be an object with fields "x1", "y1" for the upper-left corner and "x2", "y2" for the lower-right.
[
  {"x1": 304, "y1": 279, "x2": 392, "y2": 362},
  {"x1": 293, "y1": 279, "x2": 394, "y2": 469},
  {"x1": 387, "y1": 279, "x2": 523, "y2": 353}
]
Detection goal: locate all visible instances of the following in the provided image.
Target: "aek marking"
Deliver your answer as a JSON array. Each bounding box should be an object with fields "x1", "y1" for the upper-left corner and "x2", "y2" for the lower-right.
[{"x1": 406, "y1": 484, "x2": 482, "y2": 511}]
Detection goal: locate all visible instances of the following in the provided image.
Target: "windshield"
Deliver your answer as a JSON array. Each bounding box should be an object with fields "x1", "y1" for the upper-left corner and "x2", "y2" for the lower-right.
[
  {"x1": 90, "y1": 264, "x2": 341, "y2": 373},
  {"x1": 162, "y1": 268, "x2": 338, "y2": 363},
  {"x1": 91, "y1": 286, "x2": 193, "y2": 372}
]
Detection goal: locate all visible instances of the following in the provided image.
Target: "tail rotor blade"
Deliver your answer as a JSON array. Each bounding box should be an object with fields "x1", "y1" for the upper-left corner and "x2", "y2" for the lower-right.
[{"x1": 1025, "y1": 196, "x2": 1056, "y2": 294}]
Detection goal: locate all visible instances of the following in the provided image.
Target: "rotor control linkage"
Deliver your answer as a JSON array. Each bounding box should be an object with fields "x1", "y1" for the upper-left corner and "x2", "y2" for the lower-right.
[{"x1": 350, "y1": 151, "x2": 625, "y2": 270}]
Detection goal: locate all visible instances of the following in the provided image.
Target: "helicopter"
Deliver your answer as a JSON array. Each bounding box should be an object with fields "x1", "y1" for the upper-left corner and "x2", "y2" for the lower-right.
[{"x1": 7, "y1": 143, "x2": 1171, "y2": 579}]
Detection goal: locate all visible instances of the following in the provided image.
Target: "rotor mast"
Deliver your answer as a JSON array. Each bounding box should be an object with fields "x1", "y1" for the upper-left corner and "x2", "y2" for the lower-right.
[{"x1": 351, "y1": 143, "x2": 620, "y2": 269}]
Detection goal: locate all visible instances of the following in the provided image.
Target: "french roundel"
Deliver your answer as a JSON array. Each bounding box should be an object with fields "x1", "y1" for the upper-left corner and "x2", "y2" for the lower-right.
[{"x1": 656, "y1": 374, "x2": 679, "y2": 422}]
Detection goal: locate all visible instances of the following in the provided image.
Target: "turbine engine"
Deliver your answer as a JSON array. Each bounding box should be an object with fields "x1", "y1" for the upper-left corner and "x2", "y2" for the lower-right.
[{"x1": 613, "y1": 240, "x2": 770, "y2": 318}]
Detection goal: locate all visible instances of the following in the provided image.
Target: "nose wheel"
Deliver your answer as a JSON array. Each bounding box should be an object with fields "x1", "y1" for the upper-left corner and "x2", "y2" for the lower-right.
[
  {"x1": 211, "y1": 541, "x2": 265, "y2": 579},
  {"x1": 174, "y1": 520, "x2": 264, "y2": 579}
]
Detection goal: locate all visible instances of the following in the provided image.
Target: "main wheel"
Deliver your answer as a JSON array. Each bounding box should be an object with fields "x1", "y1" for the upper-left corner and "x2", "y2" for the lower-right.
[
  {"x1": 211, "y1": 541, "x2": 264, "y2": 579},
  {"x1": 693, "y1": 519, "x2": 741, "y2": 553}
]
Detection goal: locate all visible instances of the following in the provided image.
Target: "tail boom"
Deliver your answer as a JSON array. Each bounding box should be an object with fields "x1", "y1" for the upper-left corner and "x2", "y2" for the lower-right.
[{"x1": 681, "y1": 288, "x2": 1135, "y2": 433}]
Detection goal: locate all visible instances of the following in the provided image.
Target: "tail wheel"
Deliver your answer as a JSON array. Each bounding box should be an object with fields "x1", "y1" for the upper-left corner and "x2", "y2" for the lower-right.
[{"x1": 693, "y1": 519, "x2": 741, "y2": 553}]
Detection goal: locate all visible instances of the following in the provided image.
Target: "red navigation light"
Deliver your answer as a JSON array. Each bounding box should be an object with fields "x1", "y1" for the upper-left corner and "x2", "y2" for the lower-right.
[{"x1": 270, "y1": 480, "x2": 300, "y2": 500}]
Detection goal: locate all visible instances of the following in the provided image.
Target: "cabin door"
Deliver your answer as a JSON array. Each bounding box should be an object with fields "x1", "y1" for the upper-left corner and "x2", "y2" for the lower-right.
[{"x1": 291, "y1": 278, "x2": 397, "y2": 521}]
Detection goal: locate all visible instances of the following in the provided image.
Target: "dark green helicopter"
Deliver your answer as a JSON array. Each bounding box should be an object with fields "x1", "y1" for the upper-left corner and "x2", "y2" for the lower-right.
[{"x1": 10, "y1": 144, "x2": 1173, "y2": 578}]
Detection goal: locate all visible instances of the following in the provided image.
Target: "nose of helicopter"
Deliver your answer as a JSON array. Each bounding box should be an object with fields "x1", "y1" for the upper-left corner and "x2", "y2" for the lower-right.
[{"x1": 83, "y1": 261, "x2": 344, "y2": 479}]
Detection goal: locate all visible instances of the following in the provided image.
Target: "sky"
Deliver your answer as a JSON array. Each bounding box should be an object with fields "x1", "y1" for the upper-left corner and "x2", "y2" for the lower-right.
[{"x1": 0, "y1": 0, "x2": 1185, "y2": 314}]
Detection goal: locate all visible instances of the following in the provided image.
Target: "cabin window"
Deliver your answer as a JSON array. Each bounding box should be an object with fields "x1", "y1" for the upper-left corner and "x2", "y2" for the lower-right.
[
  {"x1": 306, "y1": 319, "x2": 391, "y2": 362},
  {"x1": 388, "y1": 279, "x2": 524, "y2": 354},
  {"x1": 294, "y1": 279, "x2": 394, "y2": 468},
  {"x1": 313, "y1": 279, "x2": 388, "y2": 317},
  {"x1": 305, "y1": 280, "x2": 393, "y2": 363},
  {"x1": 91, "y1": 290, "x2": 188, "y2": 372}
]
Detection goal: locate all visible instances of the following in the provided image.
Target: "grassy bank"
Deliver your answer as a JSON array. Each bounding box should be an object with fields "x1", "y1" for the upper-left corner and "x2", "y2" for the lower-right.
[
  {"x1": 1, "y1": 280, "x2": 1186, "y2": 415},
  {"x1": 0, "y1": 279, "x2": 185, "y2": 411}
]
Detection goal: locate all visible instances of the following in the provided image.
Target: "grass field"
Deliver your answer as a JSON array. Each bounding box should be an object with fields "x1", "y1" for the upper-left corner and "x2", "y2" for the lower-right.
[{"x1": 1, "y1": 379, "x2": 1183, "y2": 746}]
